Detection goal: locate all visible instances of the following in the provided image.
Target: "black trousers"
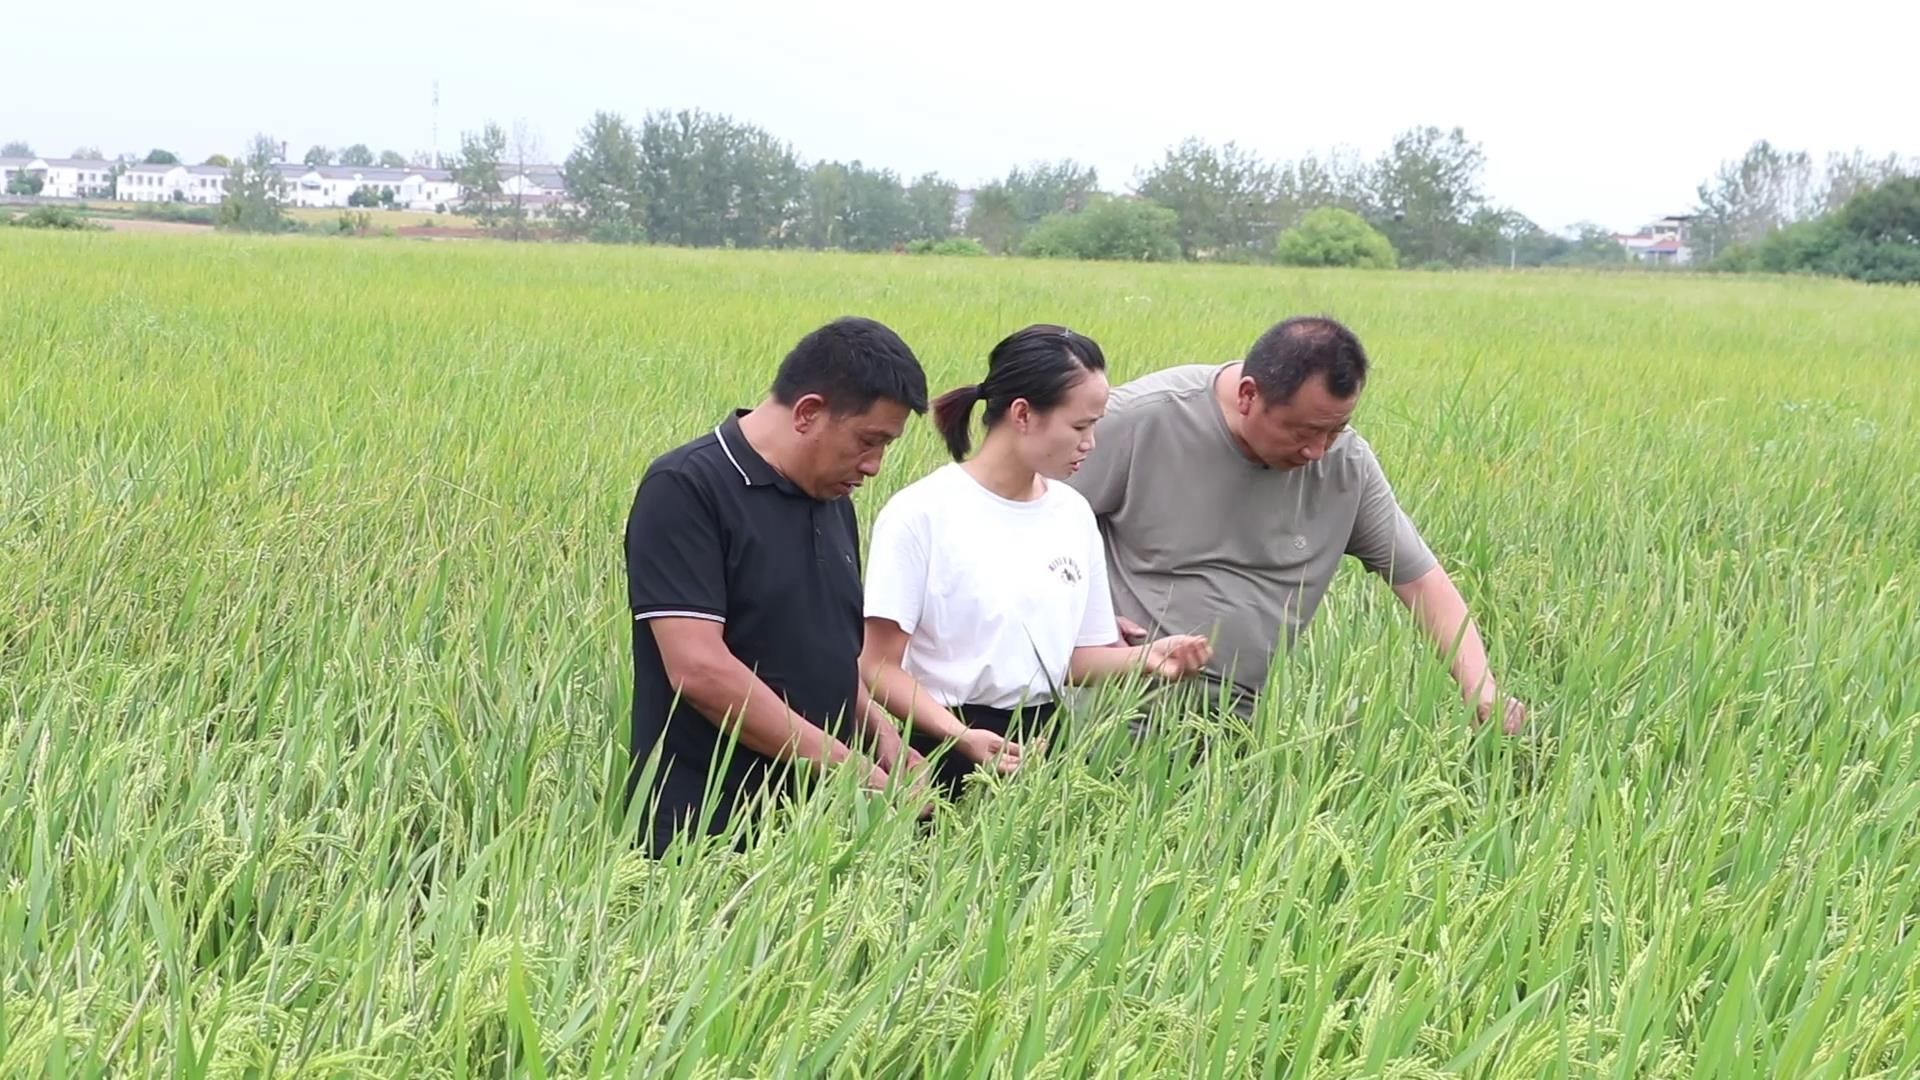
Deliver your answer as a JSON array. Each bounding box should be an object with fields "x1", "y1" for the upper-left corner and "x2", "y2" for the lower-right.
[{"x1": 908, "y1": 701, "x2": 1059, "y2": 800}]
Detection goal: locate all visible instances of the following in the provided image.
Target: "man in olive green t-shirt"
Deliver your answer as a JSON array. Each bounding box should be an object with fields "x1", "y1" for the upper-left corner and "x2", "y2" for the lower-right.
[{"x1": 1067, "y1": 315, "x2": 1527, "y2": 732}]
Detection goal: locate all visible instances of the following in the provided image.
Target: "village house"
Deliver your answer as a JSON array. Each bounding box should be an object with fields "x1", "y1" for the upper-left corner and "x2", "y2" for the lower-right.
[
  {"x1": 120, "y1": 163, "x2": 233, "y2": 204},
  {"x1": 0, "y1": 156, "x2": 118, "y2": 198},
  {"x1": 1614, "y1": 215, "x2": 1695, "y2": 265},
  {"x1": 273, "y1": 164, "x2": 461, "y2": 211},
  {"x1": 7, "y1": 144, "x2": 577, "y2": 217}
]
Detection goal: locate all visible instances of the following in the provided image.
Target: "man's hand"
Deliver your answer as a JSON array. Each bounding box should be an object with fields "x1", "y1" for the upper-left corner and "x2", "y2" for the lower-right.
[
  {"x1": 955, "y1": 728, "x2": 1023, "y2": 774},
  {"x1": 1143, "y1": 634, "x2": 1212, "y2": 680},
  {"x1": 863, "y1": 711, "x2": 911, "y2": 774},
  {"x1": 861, "y1": 755, "x2": 937, "y2": 819},
  {"x1": 1392, "y1": 566, "x2": 1527, "y2": 736},
  {"x1": 1475, "y1": 690, "x2": 1529, "y2": 735},
  {"x1": 1116, "y1": 615, "x2": 1148, "y2": 646}
]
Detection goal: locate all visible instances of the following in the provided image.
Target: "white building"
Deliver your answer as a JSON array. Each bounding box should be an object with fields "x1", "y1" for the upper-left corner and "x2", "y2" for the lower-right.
[
  {"x1": 120, "y1": 163, "x2": 231, "y2": 204},
  {"x1": 495, "y1": 165, "x2": 573, "y2": 219},
  {"x1": 6, "y1": 149, "x2": 570, "y2": 217},
  {"x1": 1614, "y1": 215, "x2": 1695, "y2": 265},
  {"x1": 273, "y1": 164, "x2": 460, "y2": 211},
  {"x1": 0, "y1": 157, "x2": 117, "y2": 199},
  {"x1": 502, "y1": 165, "x2": 567, "y2": 198}
]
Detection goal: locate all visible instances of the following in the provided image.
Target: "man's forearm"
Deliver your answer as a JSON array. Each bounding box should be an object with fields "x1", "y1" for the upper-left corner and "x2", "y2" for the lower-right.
[
  {"x1": 1395, "y1": 567, "x2": 1496, "y2": 704},
  {"x1": 678, "y1": 655, "x2": 857, "y2": 767}
]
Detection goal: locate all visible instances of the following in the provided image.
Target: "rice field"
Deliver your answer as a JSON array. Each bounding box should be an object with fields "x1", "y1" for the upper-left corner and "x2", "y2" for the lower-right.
[{"x1": 3, "y1": 230, "x2": 1918, "y2": 1077}]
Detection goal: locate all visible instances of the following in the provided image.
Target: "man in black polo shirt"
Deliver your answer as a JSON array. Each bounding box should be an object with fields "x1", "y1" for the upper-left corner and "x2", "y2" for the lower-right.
[{"x1": 624, "y1": 316, "x2": 930, "y2": 856}]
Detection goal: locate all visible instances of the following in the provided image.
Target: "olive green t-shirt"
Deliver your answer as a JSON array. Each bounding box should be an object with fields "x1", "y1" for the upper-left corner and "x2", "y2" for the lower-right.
[{"x1": 1066, "y1": 363, "x2": 1437, "y2": 703}]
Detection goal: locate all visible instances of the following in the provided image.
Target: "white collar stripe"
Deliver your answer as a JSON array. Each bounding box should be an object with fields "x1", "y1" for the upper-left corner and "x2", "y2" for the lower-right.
[{"x1": 713, "y1": 424, "x2": 751, "y2": 486}]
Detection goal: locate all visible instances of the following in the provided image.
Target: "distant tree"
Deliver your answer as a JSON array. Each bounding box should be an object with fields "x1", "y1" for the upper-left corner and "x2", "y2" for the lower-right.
[
  {"x1": 1691, "y1": 140, "x2": 1817, "y2": 261},
  {"x1": 2, "y1": 141, "x2": 33, "y2": 157},
  {"x1": 6, "y1": 172, "x2": 43, "y2": 196},
  {"x1": 1815, "y1": 149, "x2": 1907, "y2": 217},
  {"x1": 500, "y1": 120, "x2": 544, "y2": 240},
  {"x1": 1826, "y1": 176, "x2": 1920, "y2": 282},
  {"x1": 1135, "y1": 138, "x2": 1282, "y2": 260},
  {"x1": 1274, "y1": 208, "x2": 1398, "y2": 268},
  {"x1": 964, "y1": 160, "x2": 1100, "y2": 254},
  {"x1": 453, "y1": 123, "x2": 506, "y2": 229},
  {"x1": 1496, "y1": 219, "x2": 1570, "y2": 267},
  {"x1": 561, "y1": 110, "x2": 646, "y2": 243},
  {"x1": 219, "y1": 134, "x2": 288, "y2": 232},
  {"x1": 800, "y1": 162, "x2": 849, "y2": 248},
  {"x1": 143, "y1": 149, "x2": 180, "y2": 165},
  {"x1": 963, "y1": 185, "x2": 1020, "y2": 253},
  {"x1": 1483, "y1": 208, "x2": 1533, "y2": 269},
  {"x1": 378, "y1": 149, "x2": 409, "y2": 168},
  {"x1": 202, "y1": 154, "x2": 232, "y2": 168},
  {"x1": 799, "y1": 160, "x2": 913, "y2": 251},
  {"x1": 1003, "y1": 160, "x2": 1099, "y2": 221},
  {"x1": 71, "y1": 145, "x2": 104, "y2": 160},
  {"x1": 1018, "y1": 197, "x2": 1181, "y2": 262},
  {"x1": 1275, "y1": 150, "x2": 1370, "y2": 219},
  {"x1": 1361, "y1": 126, "x2": 1494, "y2": 266},
  {"x1": 1727, "y1": 176, "x2": 1920, "y2": 284},
  {"x1": 905, "y1": 172, "x2": 958, "y2": 241},
  {"x1": 338, "y1": 144, "x2": 375, "y2": 167},
  {"x1": 841, "y1": 164, "x2": 916, "y2": 250},
  {"x1": 1551, "y1": 223, "x2": 1629, "y2": 267},
  {"x1": 303, "y1": 145, "x2": 334, "y2": 167},
  {"x1": 1835, "y1": 175, "x2": 1920, "y2": 245},
  {"x1": 638, "y1": 109, "x2": 804, "y2": 248}
]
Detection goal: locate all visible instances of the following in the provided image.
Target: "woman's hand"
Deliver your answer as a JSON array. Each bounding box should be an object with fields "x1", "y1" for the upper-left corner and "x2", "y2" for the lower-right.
[
  {"x1": 955, "y1": 728, "x2": 1024, "y2": 774},
  {"x1": 1143, "y1": 634, "x2": 1212, "y2": 680}
]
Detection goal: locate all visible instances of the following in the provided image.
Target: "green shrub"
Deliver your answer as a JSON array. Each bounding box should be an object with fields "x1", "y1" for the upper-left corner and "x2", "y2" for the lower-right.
[
  {"x1": 9, "y1": 207, "x2": 102, "y2": 231},
  {"x1": 1017, "y1": 198, "x2": 1181, "y2": 262},
  {"x1": 1274, "y1": 208, "x2": 1398, "y2": 269},
  {"x1": 905, "y1": 237, "x2": 987, "y2": 256}
]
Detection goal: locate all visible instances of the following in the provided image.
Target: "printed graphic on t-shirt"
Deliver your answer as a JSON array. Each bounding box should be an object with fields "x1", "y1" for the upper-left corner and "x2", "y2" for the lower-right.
[{"x1": 1047, "y1": 555, "x2": 1084, "y2": 586}]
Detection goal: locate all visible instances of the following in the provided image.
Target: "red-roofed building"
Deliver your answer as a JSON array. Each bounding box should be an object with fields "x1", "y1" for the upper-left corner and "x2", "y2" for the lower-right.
[{"x1": 1614, "y1": 215, "x2": 1694, "y2": 265}]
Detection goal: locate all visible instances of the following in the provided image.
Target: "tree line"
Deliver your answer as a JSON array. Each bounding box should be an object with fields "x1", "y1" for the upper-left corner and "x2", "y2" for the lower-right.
[
  {"x1": 302, "y1": 144, "x2": 417, "y2": 169},
  {"x1": 438, "y1": 109, "x2": 1639, "y2": 269},
  {"x1": 31, "y1": 118, "x2": 1907, "y2": 280},
  {"x1": 1688, "y1": 140, "x2": 1919, "y2": 283}
]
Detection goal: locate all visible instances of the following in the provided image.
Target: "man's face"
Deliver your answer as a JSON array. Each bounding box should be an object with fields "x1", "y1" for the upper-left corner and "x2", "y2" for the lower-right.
[
  {"x1": 792, "y1": 396, "x2": 912, "y2": 499},
  {"x1": 1236, "y1": 372, "x2": 1358, "y2": 470}
]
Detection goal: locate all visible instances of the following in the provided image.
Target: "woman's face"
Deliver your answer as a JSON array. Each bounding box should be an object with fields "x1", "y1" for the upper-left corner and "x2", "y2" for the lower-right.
[{"x1": 1012, "y1": 369, "x2": 1109, "y2": 481}]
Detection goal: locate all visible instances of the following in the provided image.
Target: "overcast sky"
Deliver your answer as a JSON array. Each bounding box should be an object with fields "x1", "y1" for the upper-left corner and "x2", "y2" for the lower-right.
[{"x1": 10, "y1": 0, "x2": 1915, "y2": 232}]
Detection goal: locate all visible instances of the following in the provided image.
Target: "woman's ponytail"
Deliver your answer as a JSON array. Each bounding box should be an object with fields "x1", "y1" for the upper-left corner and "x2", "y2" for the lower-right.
[{"x1": 930, "y1": 384, "x2": 985, "y2": 461}]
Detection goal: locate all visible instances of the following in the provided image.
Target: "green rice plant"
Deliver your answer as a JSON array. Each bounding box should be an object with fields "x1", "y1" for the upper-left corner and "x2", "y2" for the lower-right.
[{"x1": 2, "y1": 230, "x2": 1917, "y2": 1077}]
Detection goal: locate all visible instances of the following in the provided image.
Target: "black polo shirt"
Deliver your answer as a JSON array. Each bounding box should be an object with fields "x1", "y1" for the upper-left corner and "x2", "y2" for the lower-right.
[{"x1": 623, "y1": 410, "x2": 865, "y2": 855}]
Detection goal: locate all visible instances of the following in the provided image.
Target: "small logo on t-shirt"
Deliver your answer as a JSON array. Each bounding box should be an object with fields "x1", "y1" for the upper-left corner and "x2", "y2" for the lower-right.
[{"x1": 1048, "y1": 555, "x2": 1083, "y2": 585}]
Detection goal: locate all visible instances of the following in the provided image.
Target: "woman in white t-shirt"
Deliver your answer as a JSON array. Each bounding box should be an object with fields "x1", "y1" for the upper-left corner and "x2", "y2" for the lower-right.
[{"x1": 860, "y1": 324, "x2": 1212, "y2": 798}]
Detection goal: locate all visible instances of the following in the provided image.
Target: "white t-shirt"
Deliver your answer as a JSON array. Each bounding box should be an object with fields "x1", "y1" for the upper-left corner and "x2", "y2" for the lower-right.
[{"x1": 865, "y1": 463, "x2": 1119, "y2": 710}]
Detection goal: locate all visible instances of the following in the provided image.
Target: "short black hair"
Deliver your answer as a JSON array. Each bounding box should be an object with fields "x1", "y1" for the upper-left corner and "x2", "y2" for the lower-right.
[
  {"x1": 770, "y1": 317, "x2": 929, "y2": 416},
  {"x1": 1243, "y1": 316, "x2": 1368, "y2": 405}
]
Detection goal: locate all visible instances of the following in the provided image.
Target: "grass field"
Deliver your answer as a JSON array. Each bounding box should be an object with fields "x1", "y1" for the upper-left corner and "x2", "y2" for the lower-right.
[
  {"x1": 3, "y1": 230, "x2": 1918, "y2": 1077},
  {"x1": 44, "y1": 201, "x2": 479, "y2": 232},
  {"x1": 280, "y1": 205, "x2": 480, "y2": 231}
]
